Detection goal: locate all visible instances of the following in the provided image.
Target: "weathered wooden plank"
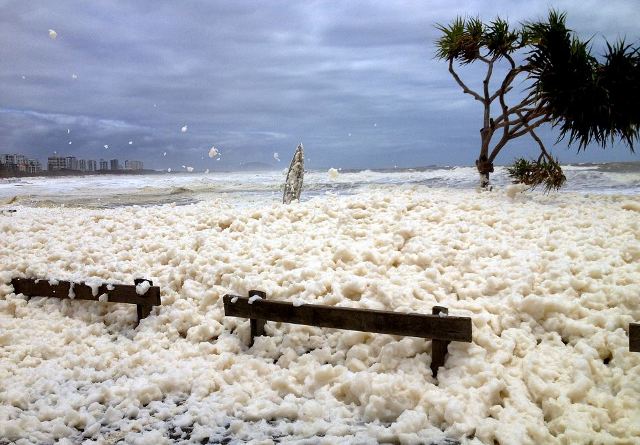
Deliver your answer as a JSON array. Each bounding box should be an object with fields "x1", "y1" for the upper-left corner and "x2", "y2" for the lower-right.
[
  {"x1": 630, "y1": 323, "x2": 640, "y2": 352},
  {"x1": 11, "y1": 278, "x2": 161, "y2": 306},
  {"x1": 223, "y1": 295, "x2": 472, "y2": 342}
]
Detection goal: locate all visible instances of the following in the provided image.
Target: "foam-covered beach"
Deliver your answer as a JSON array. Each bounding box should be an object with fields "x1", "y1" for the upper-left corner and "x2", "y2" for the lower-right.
[{"x1": 1, "y1": 186, "x2": 640, "y2": 444}]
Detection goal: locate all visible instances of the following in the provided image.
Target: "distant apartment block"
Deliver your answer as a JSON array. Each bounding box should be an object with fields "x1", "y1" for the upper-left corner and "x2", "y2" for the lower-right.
[
  {"x1": 1, "y1": 153, "x2": 42, "y2": 174},
  {"x1": 26, "y1": 159, "x2": 42, "y2": 173},
  {"x1": 65, "y1": 156, "x2": 78, "y2": 171},
  {"x1": 48, "y1": 156, "x2": 67, "y2": 171},
  {"x1": 3, "y1": 152, "x2": 143, "y2": 175},
  {"x1": 124, "y1": 160, "x2": 143, "y2": 170},
  {"x1": 1, "y1": 154, "x2": 25, "y2": 165}
]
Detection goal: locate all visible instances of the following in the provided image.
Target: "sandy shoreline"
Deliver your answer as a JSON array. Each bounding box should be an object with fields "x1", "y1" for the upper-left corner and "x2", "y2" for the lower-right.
[{"x1": 1, "y1": 188, "x2": 639, "y2": 444}]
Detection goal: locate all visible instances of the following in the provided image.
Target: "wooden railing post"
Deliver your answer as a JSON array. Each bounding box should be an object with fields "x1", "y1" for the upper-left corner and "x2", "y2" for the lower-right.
[
  {"x1": 430, "y1": 306, "x2": 450, "y2": 377},
  {"x1": 630, "y1": 323, "x2": 639, "y2": 352},
  {"x1": 134, "y1": 278, "x2": 153, "y2": 324},
  {"x1": 249, "y1": 290, "x2": 266, "y2": 346}
]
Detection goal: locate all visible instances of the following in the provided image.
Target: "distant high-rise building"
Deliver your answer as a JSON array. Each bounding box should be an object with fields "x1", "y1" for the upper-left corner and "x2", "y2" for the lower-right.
[
  {"x1": 0, "y1": 154, "x2": 14, "y2": 164},
  {"x1": 65, "y1": 156, "x2": 78, "y2": 170},
  {"x1": 1, "y1": 154, "x2": 26, "y2": 165},
  {"x1": 26, "y1": 159, "x2": 42, "y2": 173},
  {"x1": 124, "y1": 160, "x2": 143, "y2": 170},
  {"x1": 99, "y1": 159, "x2": 109, "y2": 170},
  {"x1": 1, "y1": 154, "x2": 18, "y2": 174},
  {"x1": 78, "y1": 159, "x2": 87, "y2": 171},
  {"x1": 2, "y1": 154, "x2": 12, "y2": 164},
  {"x1": 48, "y1": 156, "x2": 67, "y2": 171},
  {"x1": 87, "y1": 160, "x2": 97, "y2": 172},
  {"x1": 110, "y1": 159, "x2": 119, "y2": 170},
  {"x1": 1, "y1": 153, "x2": 42, "y2": 174}
]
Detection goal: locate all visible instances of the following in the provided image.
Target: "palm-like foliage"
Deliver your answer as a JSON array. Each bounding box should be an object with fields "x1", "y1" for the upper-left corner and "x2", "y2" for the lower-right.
[
  {"x1": 506, "y1": 157, "x2": 567, "y2": 192},
  {"x1": 436, "y1": 10, "x2": 639, "y2": 190},
  {"x1": 435, "y1": 17, "x2": 521, "y2": 62}
]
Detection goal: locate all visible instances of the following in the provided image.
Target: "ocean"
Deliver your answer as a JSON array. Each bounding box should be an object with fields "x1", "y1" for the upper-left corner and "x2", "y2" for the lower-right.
[{"x1": 1, "y1": 162, "x2": 639, "y2": 209}]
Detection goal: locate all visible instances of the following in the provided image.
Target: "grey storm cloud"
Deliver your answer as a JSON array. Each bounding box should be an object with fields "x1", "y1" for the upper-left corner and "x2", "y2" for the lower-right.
[{"x1": 0, "y1": 0, "x2": 637, "y2": 170}]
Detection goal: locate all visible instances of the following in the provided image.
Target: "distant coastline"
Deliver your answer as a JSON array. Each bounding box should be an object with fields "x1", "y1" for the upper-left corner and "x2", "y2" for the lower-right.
[{"x1": 0, "y1": 169, "x2": 163, "y2": 179}]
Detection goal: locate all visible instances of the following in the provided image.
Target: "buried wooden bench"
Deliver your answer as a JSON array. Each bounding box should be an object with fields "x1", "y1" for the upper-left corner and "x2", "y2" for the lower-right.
[
  {"x1": 223, "y1": 290, "x2": 472, "y2": 377},
  {"x1": 630, "y1": 323, "x2": 640, "y2": 352},
  {"x1": 10, "y1": 277, "x2": 161, "y2": 324}
]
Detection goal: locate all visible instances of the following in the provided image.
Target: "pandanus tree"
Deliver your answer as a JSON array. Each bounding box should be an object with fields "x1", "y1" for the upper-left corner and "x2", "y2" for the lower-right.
[{"x1": 435, "y1": 11, "x2": 639, "y2": 190}]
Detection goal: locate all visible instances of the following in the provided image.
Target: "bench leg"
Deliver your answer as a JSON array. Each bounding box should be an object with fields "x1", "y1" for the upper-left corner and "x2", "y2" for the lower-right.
[
  {"x1": 136, "y1": 304, "x2": 152, "y2": 324},
  {"x1": 134, "y1": 278, "x2": 154, "y2": 326},
  {"x1": 431, "y1": 339, "x2": 451, "y2": 377},
  {"x1": 249, "y1": 290, "x2": 266, "y2": 346},
  {"x1": 431, "y1": 306, "x2": 450, "y2": 377}
]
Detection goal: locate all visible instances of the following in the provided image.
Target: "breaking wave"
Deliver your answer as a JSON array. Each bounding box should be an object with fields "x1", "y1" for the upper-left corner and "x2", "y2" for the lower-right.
[{"x1": 1, "y1": 162, "x2": 638, "y2": 208}]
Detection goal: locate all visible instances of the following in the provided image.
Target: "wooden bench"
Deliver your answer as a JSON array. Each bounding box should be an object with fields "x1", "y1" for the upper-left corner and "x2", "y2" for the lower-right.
[
  {"x1": 11, "y1": 277, "x2": 161, "y2": 324},
  {"x1": 224, "y1": 290, "x2": 472, "y2": 377},
  {"x1": 630, "y1": 323, "x2": 639, "y2": 352}
]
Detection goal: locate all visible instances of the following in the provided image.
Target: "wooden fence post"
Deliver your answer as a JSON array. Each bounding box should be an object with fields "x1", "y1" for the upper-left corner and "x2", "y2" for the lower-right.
[
  {"x1": 430, "y1": 306, "x2": 450, "y2": 377},
  {"x1": 249, "y1": 290, "x2": 267, "y2": 346},
  {"x1": 134, "y1": 278, "x2": 153, "y2": 324},
  {"x1": 630, "y1": 323, "x2": 639, "y2": 352}
]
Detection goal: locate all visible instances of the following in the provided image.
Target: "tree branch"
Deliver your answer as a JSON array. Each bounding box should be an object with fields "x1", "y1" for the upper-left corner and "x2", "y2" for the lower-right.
[
  {"x1": 516, "y1": 111, "x2": 552, "y2": 161},
  {"x1": 489, "y1": 86, "x2": 512, "y2": 103},
  {"x1": 495, "y1": 67, "x2": 521, "y2": 152},
  {"x1": 483, "y1": 59, "x2": 495, "y2": 128},
  {"x1": 493, "y1": 105, "x2": 540, "y2": 128},
  {"x1": 508, "y1": 115, "x2": 552, "y2": 139},
  {"x1": 488, "y1": 110, "x2": 551, "y2": 163},
  {"x1": 448, "y1": 58, "x2": 484, "y2": 103},
  {"x1": 504, "y1": 53, "x2": 516, "y2": 71}
]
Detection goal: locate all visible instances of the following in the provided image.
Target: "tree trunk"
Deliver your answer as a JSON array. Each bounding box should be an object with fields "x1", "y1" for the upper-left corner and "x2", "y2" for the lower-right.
[{"x1": 475, "y1": 154, "x2": 494, "y2": 190}]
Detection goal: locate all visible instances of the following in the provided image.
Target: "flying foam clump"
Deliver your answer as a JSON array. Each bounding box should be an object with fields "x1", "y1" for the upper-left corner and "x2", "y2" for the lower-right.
[
  {"x1": 328, "y1": 168, "x2": 339, "y2": 180},
  {"x1": 273, "y1": 152, "x2": 280, "y2": 162},
  {"x1": 181, "y1": 125, "x2": 188, "y2": 133},
  {"x1": 48, "y1": 29, "x2": 57, "y2": 40},
  {"x1": 208, "y1": 146, "x2": 219, "y2": 158}
]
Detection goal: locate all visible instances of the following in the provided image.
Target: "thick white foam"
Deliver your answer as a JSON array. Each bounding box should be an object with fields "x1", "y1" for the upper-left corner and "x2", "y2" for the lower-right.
[{"x1": 0, "y1": 188, "x2": 639, "y2": 443}]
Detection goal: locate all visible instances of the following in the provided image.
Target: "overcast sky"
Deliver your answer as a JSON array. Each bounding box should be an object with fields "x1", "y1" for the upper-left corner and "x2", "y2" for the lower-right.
[{"x1": 0, "y1": 0, "x2": 638, "y2": 170}]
